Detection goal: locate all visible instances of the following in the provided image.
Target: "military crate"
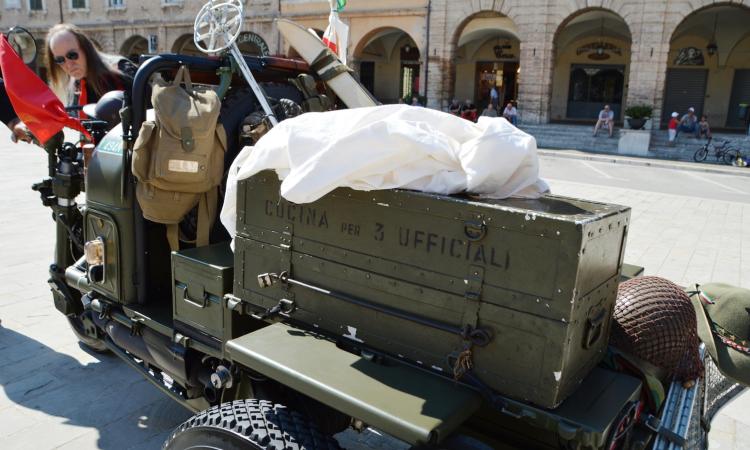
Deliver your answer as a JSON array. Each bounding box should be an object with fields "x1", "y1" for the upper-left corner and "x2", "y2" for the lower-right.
[
  {"x1": 172, "y1": 243, "x2": 234, "y2": 347},
  {"x1": 234, "y1": 171, "x2": 630, "y2": 408}
]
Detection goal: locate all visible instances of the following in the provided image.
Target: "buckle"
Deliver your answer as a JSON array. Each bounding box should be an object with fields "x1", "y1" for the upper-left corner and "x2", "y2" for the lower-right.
[{"x1": 643, "y1": 414, "x2": 661, "y2": 433}]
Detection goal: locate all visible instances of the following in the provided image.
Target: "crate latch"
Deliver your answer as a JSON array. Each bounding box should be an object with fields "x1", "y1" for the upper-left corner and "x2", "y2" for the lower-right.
[
  {"x1": 280, "y1": 223, "x2": 294, "y2": 298},
  {"x1": 454, "y1": 265, "x2": 488, "y2": 380}
]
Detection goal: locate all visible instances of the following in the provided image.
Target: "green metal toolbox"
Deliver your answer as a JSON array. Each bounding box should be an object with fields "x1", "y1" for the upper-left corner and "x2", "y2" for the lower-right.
[
  {"x1": 234, "y1": 171, "x2": 631, "y2": 408},
  {"x1": 172, "y1": 242, "x2": 234, "y2": 346}
]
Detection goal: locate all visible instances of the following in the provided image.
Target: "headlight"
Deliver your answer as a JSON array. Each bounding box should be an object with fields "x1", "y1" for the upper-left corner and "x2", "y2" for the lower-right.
[
  {"x1": 84, "y1": 237, "x2": 105, "y2": 282},
  {"x1": 84, "y1": 237, "x2": 105, "y2": 266}
]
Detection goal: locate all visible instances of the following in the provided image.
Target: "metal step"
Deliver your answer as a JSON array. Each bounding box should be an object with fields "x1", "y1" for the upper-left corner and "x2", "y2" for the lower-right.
[{"x1": 226, "y1": 322, "x2": 482, "y2": 446}]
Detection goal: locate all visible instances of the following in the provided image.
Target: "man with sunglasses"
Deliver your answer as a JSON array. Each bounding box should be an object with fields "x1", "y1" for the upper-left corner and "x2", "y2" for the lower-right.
[{"x1": 8, "y1": 23, "x2": 135, "y2": 143}]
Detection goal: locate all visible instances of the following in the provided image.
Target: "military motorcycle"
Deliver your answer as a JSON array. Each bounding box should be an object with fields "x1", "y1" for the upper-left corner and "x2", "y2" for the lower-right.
[{"x1": 9, "y1": 2, "x2": 744, "y2": 448}]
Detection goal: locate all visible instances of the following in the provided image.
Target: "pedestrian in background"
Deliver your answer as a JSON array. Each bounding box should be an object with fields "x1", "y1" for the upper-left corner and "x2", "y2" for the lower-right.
[
  {"x1": 490, "y1": 85, "x2": 499, "y2": 109},
  {"x1": 677, "y1": 107, "x2": 700, "y2": 138},
  {"x1": 668, "y1": 112, "x2": 679, "y2": 146},
  {"x1": 502, "y1": 102, "x2": 518, "y2": 125},
  {"x1": 593, "y1": 104, "x2": 614, "y2": 137},
  {"x1": 481, "y1": 103, "x2": 498, "y2": 117},
  {"x1": 7, "y1": 23, "x2": 135, "y2": 143},
  {"x1": 699, "y1": 115, "x2": 712, "y2": 139},
  {"x1": 448, "y1": 98, "x2": 461, "y2": 116},
  {"x1": 460, "y1": 99, "x2": 477, "y2": 122}
]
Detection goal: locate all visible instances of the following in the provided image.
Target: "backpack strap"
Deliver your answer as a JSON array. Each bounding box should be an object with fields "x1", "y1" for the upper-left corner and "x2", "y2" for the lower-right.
[
  {"x1": 166, "y1": 224, "x2": 180, "y2": 252},
  {"x1": 195, "y1": 186, "x2": 218, "y2": 248},
  {"x1": 172, "y1": 66, "x2": 194, "y2": 91},
  {"x1": 172, "y1": 66, "x2": 196, "y2": 152}
]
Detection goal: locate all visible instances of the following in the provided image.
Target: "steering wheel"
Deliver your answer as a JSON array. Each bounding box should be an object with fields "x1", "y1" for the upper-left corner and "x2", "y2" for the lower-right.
[{"x1": 193, "y1": 1, "x2": 244, "y2": 55}]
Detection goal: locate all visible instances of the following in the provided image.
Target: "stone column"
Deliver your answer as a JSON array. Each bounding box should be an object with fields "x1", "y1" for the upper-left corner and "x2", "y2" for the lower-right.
[
  {"x1": 425, "y1": 0, "x2": 450, "y2": 110},
  {"x1": 516, "y1": 34, "x2": 555, "y2": 124},
  {"x1": 623, "y1": 1, "x2": 669, "y2": 129}
]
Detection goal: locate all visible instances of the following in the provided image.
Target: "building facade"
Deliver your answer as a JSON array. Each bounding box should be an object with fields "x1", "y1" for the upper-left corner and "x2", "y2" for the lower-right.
[{"x1": 2, "y1": 0, "x2": 749, "y2": 129}]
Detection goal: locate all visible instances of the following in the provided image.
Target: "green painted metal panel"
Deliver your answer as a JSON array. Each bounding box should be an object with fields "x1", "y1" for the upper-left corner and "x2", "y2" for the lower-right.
[
  {"x1": 478, "y1": 367, "x2": 642, "y2": 449},
  {"x1": 85, "y1": 126, "x2": 138, "y2": 304},
  {"x1": 172, "y1": 243, "x2": 234, "y2": 341},
  {"x1": 235, "y1": 171, "x2": 631, "y2": 408},
  {"x1": 84, "y1": 209, "x2": 120, "y2": 300},
  {"x1": 226, "y1": 322, "x2": 482, "y2": 446}
]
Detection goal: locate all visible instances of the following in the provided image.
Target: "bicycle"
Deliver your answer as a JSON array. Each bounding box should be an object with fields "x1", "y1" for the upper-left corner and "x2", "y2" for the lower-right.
[{"x1": 693, "y1": 138, "x2": 743, "y2": 164}]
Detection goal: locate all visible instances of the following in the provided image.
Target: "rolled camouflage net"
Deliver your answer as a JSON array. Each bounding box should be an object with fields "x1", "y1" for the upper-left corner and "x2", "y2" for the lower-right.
[{"x1": 611, "y1": 276, "x2": 703, "y2": 381}]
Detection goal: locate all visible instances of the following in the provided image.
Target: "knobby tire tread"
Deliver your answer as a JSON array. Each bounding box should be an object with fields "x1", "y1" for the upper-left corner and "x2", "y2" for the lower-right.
[{"x1": 163, "y1": 399, "x2": 342, "y2": 450}]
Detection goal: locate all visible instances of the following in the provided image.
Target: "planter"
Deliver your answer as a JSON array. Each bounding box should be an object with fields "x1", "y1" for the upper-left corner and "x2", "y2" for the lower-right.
[
  {"x1": 626, "y1": 118, "x2": 647, "y2": 130},
  {"x1": 618, "y1": 129, "x2": 651, "y2": 156}
]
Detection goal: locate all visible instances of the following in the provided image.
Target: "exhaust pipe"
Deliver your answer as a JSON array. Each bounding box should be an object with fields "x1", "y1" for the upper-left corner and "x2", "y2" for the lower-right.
[
  {"x1": 64, "y1": 256, "x2": 91, "y2": 292},
  {"x1": 92, "y1": 313, "x2": 190, "y2": 386}
]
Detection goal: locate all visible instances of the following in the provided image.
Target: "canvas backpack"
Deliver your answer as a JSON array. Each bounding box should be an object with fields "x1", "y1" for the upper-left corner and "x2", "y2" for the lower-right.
[{"x1": 132, "y1": 66, "x2": 227, "y2": 250}]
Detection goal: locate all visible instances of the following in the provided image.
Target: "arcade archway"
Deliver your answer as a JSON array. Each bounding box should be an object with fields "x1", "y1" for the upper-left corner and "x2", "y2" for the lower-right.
[
  {"x1": 120, "y1": 35, "x2": 148, "y2": 63},
  {"x1": 664, "y1": 4, "x2": 750, "y2": 130},
  {"x1": 172, "y1": 34, "x2": 201, "y2": 56},
  {"x1": 550, "y1": 9, "x2": 631, "y2": 122},
  {"x1": 453, "y1": 13, "x2": 520, "y2": 110},
  {"x1": 353, "y1": 27, "x2": 420, "y2": 103}
]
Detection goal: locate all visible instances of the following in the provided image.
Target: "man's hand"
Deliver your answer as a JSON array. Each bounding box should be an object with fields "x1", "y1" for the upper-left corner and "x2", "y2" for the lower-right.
[{"x1": 8, "y1": 118, "x2": 34, "y2": 143}]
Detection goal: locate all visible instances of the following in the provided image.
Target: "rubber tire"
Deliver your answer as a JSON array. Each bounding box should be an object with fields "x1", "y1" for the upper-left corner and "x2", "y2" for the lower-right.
[
  {"x1": 694, "y1": 147, "x2": 708, "y2": 162},
  {"x1": 723, "y1": 150, "x2": 740, "y2": 165},
  {"x1": 67, "y1": 315, "x2": 108, "y2": 353},
  {"x1": 162, "y1": 399, "x2": 342, "y2": 450}
]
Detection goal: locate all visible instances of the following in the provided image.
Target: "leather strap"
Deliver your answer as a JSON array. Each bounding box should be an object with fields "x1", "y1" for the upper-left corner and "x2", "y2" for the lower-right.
[
  {"x1": 195, "y1": 187, "x2": 218, "y2": 248},
  {"x1": 689, "y1": 288, "x2": 719, "y2": 358},
  {"x1": 166, "y1": 224, "x2": 179, "y2": 251}
]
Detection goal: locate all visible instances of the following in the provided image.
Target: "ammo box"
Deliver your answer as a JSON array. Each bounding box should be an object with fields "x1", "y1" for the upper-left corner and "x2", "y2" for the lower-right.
[
  {"x1": 172, "y1": 243, "x2": 234, "y2": 347},
  {"x1": 234, "y1": 171, "x2": 630, "y2": 408}
]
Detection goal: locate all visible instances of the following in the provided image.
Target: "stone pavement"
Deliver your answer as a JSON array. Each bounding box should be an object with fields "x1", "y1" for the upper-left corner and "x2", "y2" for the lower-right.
[{"x1": 0, "y1": 126, "x2": 746, "y2": 449}]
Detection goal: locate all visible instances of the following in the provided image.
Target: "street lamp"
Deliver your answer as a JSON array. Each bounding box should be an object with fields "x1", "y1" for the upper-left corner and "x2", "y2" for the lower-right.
[
  {"x1": 706, "y1": 42, "x2": 718, "y2": 56},
  {"x1": 706, "y1": 13, "x2": 718, "y2": 57}
]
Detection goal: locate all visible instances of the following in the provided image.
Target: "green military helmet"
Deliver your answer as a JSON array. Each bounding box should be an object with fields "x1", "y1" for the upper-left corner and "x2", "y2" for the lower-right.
[{"x1": 689, "y1": 283, "x2": 750, "y2": 386}]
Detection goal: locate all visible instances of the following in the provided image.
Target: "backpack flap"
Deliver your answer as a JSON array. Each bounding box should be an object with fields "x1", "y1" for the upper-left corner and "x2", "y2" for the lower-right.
[{"x1": 149, "y1": 66, "x2": 222, "y2": 193}]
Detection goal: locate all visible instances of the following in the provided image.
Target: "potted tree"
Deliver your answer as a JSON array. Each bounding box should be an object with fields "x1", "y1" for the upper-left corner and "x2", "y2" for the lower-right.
[{"x1": 624, "y1": 105, "x2": 653, "y2": 130}]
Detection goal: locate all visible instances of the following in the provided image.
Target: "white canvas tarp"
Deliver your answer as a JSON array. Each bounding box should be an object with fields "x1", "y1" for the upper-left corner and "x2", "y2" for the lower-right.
[{"x1": 220, "y1": 104, "x2": 549, "y2": 238}]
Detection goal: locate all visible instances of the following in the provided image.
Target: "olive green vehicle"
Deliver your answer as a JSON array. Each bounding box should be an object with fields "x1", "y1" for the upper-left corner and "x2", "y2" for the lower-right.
[{"x1": 14, "y1": 18, "x2": 740, "y2": 450}]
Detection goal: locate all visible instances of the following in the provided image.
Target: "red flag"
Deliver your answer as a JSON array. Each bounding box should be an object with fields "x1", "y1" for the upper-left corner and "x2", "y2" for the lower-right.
[{"x1": 0, "y1": 34, "x2": 91, "y2": 144}]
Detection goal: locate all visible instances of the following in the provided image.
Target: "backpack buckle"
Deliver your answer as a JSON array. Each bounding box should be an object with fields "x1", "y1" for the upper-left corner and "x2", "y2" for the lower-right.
[{"x1": 181, "y1": 127, "x2": 194, "y2": 151}]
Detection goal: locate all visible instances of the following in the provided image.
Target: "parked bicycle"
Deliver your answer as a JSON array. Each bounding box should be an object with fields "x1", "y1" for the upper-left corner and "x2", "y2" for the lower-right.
[{"x1": 693, "y1": 138, "x2": 744, "y2": 164}]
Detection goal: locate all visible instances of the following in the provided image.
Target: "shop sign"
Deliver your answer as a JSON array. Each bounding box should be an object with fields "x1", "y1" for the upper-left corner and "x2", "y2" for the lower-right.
[{"x1": 237, "y1": 32, "x2": 270, "y2": 56}]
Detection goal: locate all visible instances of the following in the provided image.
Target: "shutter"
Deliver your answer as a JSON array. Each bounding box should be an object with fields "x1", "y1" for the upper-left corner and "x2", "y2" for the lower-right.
[
  {"x1": 661, "y1": 69, "x2": 708, "y2": 128},
  {"x1": 727, "y1": 70, "x2": 750, "y2": 129}
]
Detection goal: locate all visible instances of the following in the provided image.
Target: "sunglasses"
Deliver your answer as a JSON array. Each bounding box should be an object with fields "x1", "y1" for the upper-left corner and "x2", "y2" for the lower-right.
[{"x1": 53, "y1": 50, "x2": 80, "y2": 65}]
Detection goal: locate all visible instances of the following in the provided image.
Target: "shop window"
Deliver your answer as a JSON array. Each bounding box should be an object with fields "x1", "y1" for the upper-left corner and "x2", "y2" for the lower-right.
[
  {"x1": 566, "y1": 64, "x2": 624, "y2": 120},
  {"x1": 399, "y1": 44, "x2": 420, "y2": 101}
]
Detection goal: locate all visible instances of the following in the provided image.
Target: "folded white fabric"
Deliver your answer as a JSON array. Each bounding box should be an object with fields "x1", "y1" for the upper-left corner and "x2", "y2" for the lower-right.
[{"x1": 221, "y1": 104, "x2": 549, "y2": 238}]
